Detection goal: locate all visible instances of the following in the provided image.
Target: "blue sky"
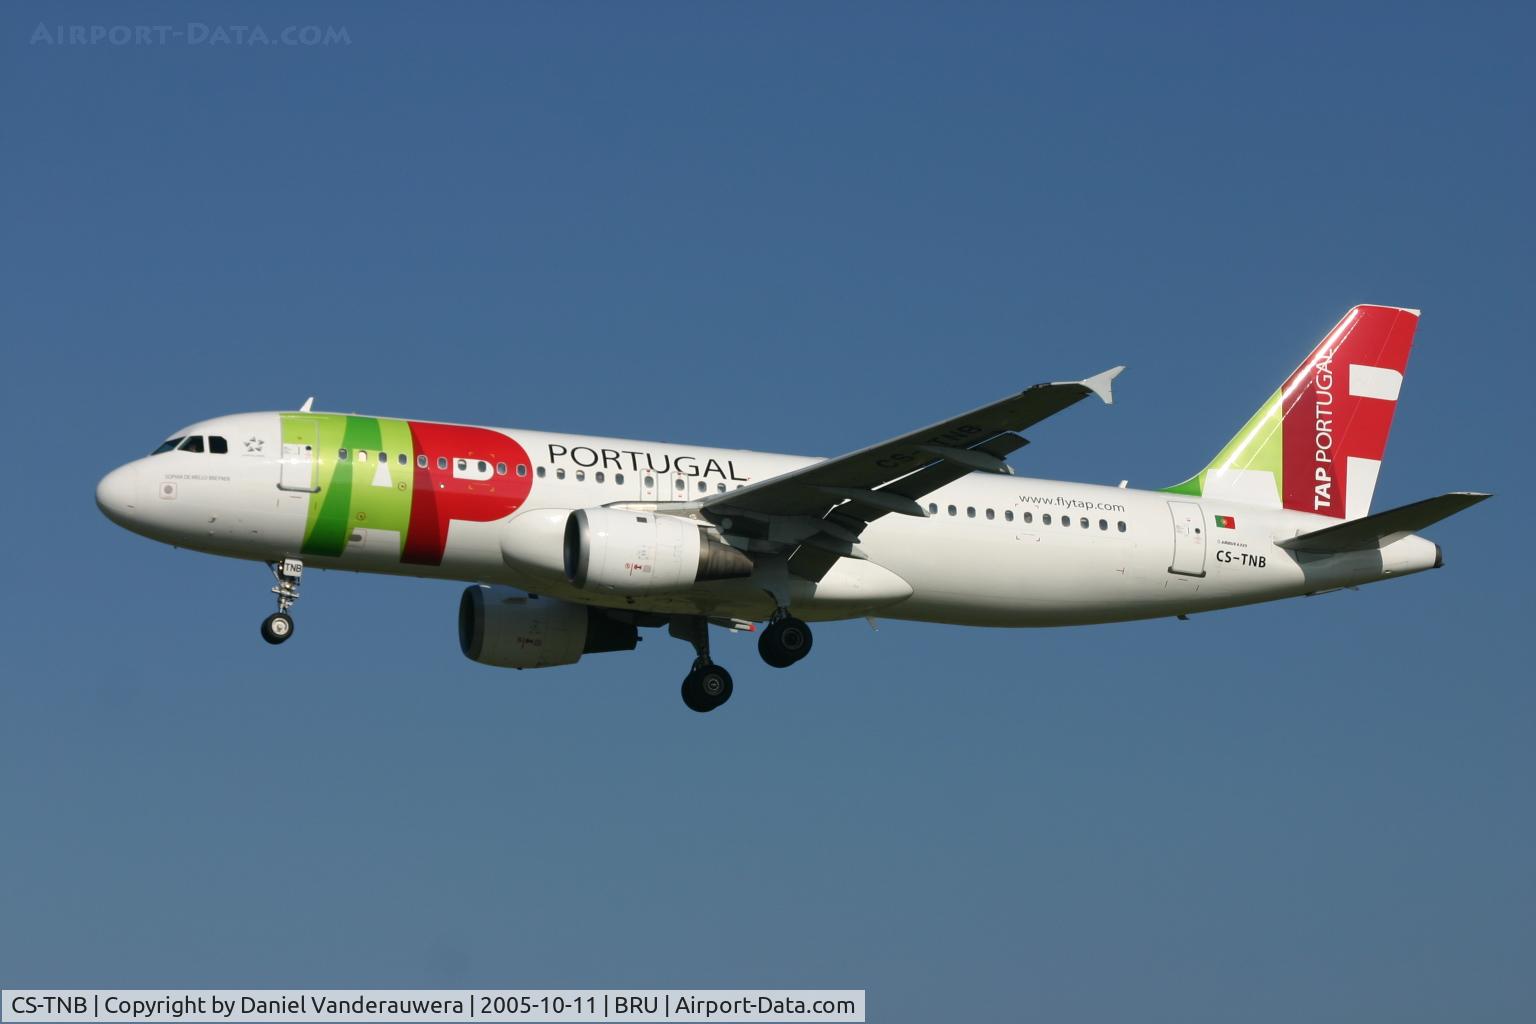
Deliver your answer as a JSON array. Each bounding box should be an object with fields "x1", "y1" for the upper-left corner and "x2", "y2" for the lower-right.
[{"x1": 2, "y1": 2, "x2": 1532, "y2": 1020}]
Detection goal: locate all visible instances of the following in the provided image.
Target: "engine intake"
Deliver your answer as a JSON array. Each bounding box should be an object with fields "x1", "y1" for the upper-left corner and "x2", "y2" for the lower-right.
[
  {"x1": 458, "y1": 586, "x2": 638, "y2": 669},
  {"x1": 563, "y1": 508, "x2": 753, "y2": 594}
]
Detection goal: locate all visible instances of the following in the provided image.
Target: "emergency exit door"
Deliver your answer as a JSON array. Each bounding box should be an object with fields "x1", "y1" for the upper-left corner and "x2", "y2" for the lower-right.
[{"x1": 1167, "y1": 501, "x2": 1207, "y2": 577}]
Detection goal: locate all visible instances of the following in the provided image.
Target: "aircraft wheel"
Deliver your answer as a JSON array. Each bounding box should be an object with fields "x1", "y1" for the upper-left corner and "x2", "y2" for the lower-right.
[
  {"x1": 261, "y1": 612, "x2": 295, "y2": 645},
  {"x1": 682, "y1": 664, "x2": 733, "y2": 712},
  {"x1": 759, "y1": 617, "x2": 813, "y2": 668}
]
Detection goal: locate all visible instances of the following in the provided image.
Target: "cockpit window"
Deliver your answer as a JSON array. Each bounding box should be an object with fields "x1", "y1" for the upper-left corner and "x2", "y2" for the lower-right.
[
  {"x1": 209, "y1": 436, "x2": 228, "y2": 454},
  {"x1": 178, "y1": 436, "x2": 205, "y2": 453},
  {"x1": 150, "y1": 437, "x2": 184, "y2": 455}
]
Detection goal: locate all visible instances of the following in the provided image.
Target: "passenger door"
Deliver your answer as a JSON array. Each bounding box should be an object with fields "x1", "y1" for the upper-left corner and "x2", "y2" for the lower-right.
[
  {"x1": 279, "y1": 417, "x2": 319, "y2": 493},
  {"x1": 1167, "y1": 501, "x2": 1207, "y2": 577}
]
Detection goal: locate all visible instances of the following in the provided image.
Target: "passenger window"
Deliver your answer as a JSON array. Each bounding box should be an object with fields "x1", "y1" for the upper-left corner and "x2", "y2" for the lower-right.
[
  {"x1": 437, "y1": 456, "x2": 447, "y2": 470},
  {"x1": 1099, "y1": 519, "x2": 1108, "y2": 531},
  {"x1": 178, "y1": 436, "x2": 204, "y2": 453},
  {"x1": 1022, "y1": 511, "x2": 1031, "y2": 523},
  {"x1": 536, "y1": 466, "x2": 546, "y2": 477},
  {"x1": 1005, "y1": 510, "x2": 1014, "y2": 522},
  {"x1": 477, "y1": 460, "x2": 488, "y2": 473},
  {"x1": 576, "y1": 470, "x2": 586, "y2": 482},
  {"x1": 517, "y1": 464, "x2": 528, "y2": 477},
  {"x1": 417, "y1": 455, "x2": 427, "y2": 469},
  {"x1": 644, "y1": 475, "x2": 654, "y2": 487},
  {"x1": 456, "y1": 459, "x2": 466, "y2": 471},
  {"x1": 398, "y1": 453, "x2": 407, "y2": 466},
  {"x1": 1118, "y1": 521, "x2": 1127, "y2": 532},
  {"x1": 947, "y1": 505, "x2": 957, "y2": 517},
  {"x1": 556, "y1": 468, "x2": 566, "y2": 480},
  {"x1": 716, "y1": 483, "x2": 724, "y2": 493},
  {"x1": 616, "y1": 473, "x2": 625, "y2": 485},
  {"x1": 358, "y1": 451, "x2": 369, "y2": 463},
  {"x1": 674, "y1": 479, "x2": 685, "y2": 491},
  {"x1": 967, "y1": 507, "x2": 976, "y2": 518},
  {"x1": 1080, "y1": 517, "x2": 1089, "y2": 529},
  {"x1": 151, "y1": 437, "x2": 184, "y2": 455},
  {"x1": 928, "y1": 503, "x2": 938, "y2": 514},
  {"x1": 209, "y1": 436, "x2": 228, "y2": 454},
  {"x1": 1043, "y1": 514, "x2": 1051, "y2": 525},
  {"x1": 986, "y1": 508, "x2": 995, "y2": 520},
  {"x1": 698, "y1": 481, "x2": 707, "y2": 493},
  {"x1": 495, "y1": 462, "x2": 507, "y2": 475},
  {"x1": 595, "y1": 471, "x2": 605, "y2": 483},
  {"x1": 378, "y1": 452, "x2": 387, "y2": 463},
  {"x1": 339, "y1": 448, "x2": 350, "y2": 461},
  {"x1": 1062, "y1": 517, "x2": 1070, "y2": 528}
]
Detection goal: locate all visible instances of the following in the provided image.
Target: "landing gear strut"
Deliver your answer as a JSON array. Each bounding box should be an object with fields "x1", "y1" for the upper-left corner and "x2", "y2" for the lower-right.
[
  {"x1": 759, "y1": 612, "x2": 813, "y2": 668},
  {"x1": 261, "y1": 558, "x2": 303, "y2": 645},
  {"x1": 671, "y1": 615, "x2": 733, "y2": 712}
]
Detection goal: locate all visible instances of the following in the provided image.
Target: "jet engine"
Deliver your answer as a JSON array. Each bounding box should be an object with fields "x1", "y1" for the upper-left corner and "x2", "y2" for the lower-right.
[
  {"x1": 458, "y1": 585, "x2": 638, "y2": 669},
  {"x1": 500, "y1": 508, "x2": 575, "y2": 583},
  {"x1": 563, "y1": 508, "x2": 753, "y2": 595}
]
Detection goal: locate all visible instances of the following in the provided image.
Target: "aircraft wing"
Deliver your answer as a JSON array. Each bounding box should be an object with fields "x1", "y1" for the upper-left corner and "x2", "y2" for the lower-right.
[{"x1": 699, "y1": 367, "x2": 1123, "y2": 579}]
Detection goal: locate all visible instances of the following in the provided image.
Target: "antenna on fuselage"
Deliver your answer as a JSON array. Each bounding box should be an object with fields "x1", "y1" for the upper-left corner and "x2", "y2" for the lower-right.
[{"x1": 299, "y1": 397, "x2": 315, "y2": 412}]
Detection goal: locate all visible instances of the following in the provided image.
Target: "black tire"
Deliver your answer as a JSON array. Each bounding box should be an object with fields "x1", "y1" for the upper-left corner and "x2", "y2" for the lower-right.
[
  {"x1": 681, "y1": 664, "x2": 733, "y2": 712},
  {"x1": 758, "y1": 617, "x2": 813, "y2": 668},
  {"x1": 261, "y1": 612, "x2": 294, "y2": 645}
]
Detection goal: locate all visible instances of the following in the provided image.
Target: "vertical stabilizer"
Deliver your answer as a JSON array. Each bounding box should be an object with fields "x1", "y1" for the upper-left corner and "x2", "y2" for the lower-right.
[{"x1": 1165, "y1": 305, "x2": 1419, "y2": 519}]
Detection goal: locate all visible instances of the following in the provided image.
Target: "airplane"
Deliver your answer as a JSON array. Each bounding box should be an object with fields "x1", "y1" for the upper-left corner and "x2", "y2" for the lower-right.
[{"x1": 96, "y1": 304, "x2": 1488, "y2": 712}]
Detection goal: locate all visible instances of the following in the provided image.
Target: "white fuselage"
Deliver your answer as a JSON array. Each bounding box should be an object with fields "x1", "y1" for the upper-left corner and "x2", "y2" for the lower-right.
[{"x1": 95, "y1": 411, "x2": 1442, "y2": 628}]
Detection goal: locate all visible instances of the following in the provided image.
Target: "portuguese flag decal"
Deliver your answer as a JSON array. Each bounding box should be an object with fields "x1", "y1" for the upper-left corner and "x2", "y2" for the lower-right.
[{"x1": 1214, "y1": 515, "x2": 1236, "y2": 529}]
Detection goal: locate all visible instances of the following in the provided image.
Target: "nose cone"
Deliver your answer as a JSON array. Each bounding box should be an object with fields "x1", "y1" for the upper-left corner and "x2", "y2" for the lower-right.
[{"x1": 96, "y1": 463, "x2": 141, "y2": 527}]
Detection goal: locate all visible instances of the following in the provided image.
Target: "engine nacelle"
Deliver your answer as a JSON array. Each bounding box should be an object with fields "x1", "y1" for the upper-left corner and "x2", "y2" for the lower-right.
[
  {"x1": 458, "y1": 585, "x2": 638, "y2": 669},
  {"x1": 563, "y1": 508, "x2": 753, "y2": 594},
  {"x1": 500, "y1": 508, "x2": 575, "y2": 583}
]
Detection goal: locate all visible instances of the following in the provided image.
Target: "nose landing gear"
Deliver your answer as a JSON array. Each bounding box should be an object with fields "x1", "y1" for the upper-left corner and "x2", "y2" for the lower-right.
[
  {"x1": 261, "y1": 559, "x2": 303, "y2": 645},
  {"x1": 260, "y1": 611, "x2": 294, "y2": 644}
]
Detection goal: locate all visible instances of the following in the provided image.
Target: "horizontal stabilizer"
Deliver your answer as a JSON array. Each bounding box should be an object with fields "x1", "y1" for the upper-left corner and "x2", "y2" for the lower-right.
[{"x1": 1277, "y1": 492, "x2": 1491, "y2": 553}]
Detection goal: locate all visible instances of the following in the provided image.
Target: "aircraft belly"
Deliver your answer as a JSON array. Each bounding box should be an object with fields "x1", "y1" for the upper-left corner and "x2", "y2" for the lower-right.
[{"x1": 852, "y1": 521, "x2": 1154, "y2": 626}]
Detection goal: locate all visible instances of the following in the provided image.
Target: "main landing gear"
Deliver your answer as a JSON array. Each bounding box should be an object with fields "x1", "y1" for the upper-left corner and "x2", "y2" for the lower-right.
[
  {"x1": 682, "y1": 662, "x2": 734, "y2": 713},
  {"x1": 261, "y1": 558, "x2": 303, "y2": 645},
  {"x1": 670, "y1": 616, "x2": 734, "y2": 713},
  {"x1": 758, "y1": 612, "x2": 813, "y2": 669},
  {"x1": 668, "y1": 608, "x2": 814, "y2": 711}
]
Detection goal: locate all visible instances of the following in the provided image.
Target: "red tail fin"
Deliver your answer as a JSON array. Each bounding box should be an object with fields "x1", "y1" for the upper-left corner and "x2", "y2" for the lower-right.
[
  {"x1": 1166, "y1": 305, "x2": 1419, "y2": 519},
  {"x1": 1280, "y1": 305, "x2": 1417, "y2": 518}
]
